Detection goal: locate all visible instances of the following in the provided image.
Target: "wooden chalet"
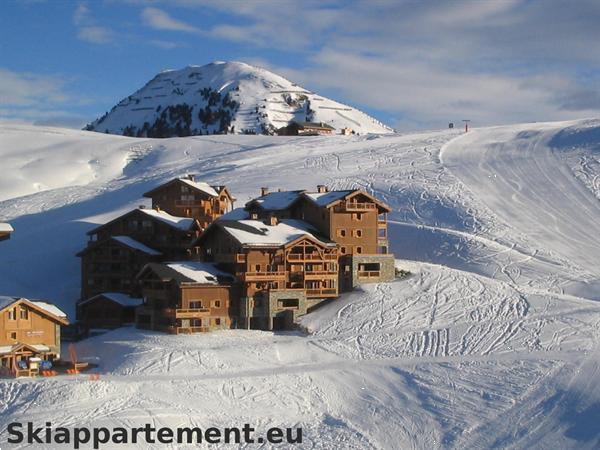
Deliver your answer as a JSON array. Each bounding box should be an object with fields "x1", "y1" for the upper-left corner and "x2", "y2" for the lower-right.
[
  {"x1": 78, "y1": 293, "x2": 143, "y2": 330},
  {"x1": 0, "y1": 223, "x2": 14, "y2": 242},
  {"x1": 0, "y1": 296, "x2": 68, "y2": 377},
  {"x1": 143, "y1": 175, "x2": 235, "y2": 230},
  {"x1": 196, "y1": 217, "x2": 338, "y2": 330},
  {"x1": 276, "y1": 121, "x2": 335, "y2": 136},
  {"x1": 136, "y1": 262, "x2": 238, "y2": 334},
  {"x1": 77, "y1": 235, "x2": 162, "y2": 301},
  {"x1": 85, "y1": 206, "x2": 201, "y2": 258},
  {"x1": 244, "y1": 185, "x2": 395, "y2": 290}
]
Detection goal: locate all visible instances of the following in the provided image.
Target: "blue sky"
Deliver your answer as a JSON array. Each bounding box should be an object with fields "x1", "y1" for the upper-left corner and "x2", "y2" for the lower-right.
[{"x1": 1, "y1": 0, "x2": 599, "y2": 130}]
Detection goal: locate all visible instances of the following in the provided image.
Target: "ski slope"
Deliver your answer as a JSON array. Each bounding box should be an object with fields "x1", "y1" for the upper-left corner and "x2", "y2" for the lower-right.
[{"x1": 0, "y1": 119, "x2": 599, "y2": 449}]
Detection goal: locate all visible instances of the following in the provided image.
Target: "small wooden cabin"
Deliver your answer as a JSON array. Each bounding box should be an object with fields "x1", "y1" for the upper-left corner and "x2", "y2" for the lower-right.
[
  {"x1": 136, "y1": 262, "x2": 238, "y2": 334},
  {"x1": 0, "y1": 223, "x2": 14, "y2": 242},
  {"x1": 0, "y1": 296, "x2": 69, "y2": 377},
  {"x1": 276, "y1": 121, "x2": 335, "y2": 136},
  {"x1": 143, "y1": 176, "x2": 235, "y2": 229},
  {"x1": 78, "y1": 293, "x2": 143, "y2": 330}
]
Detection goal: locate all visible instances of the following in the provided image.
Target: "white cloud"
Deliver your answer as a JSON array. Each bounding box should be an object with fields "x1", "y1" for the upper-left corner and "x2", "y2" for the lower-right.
[
  {"x1": 149, "y1": 39, "x2": 185, "y2": 49},
  {"x1": 73, "y1": 2, "x2": 116, "y2": 44},
  {"x1": 141, "y1": 7, "x2": 200, "y2": 33}
]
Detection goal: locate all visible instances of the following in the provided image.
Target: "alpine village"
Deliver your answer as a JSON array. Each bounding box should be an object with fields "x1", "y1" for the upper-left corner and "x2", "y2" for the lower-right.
[{"x1": 1, "y1": 170, "x2": 396, "y2": 378}]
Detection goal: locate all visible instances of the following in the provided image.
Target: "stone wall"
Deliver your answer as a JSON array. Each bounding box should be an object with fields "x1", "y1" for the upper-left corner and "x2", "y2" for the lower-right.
[{"x1": 351, "y1": 254, "x2": 396, "y2": 288}]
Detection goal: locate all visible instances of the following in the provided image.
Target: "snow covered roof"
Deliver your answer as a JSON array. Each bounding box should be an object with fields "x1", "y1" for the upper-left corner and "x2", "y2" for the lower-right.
[
  {"x1": 139, "y1": 208, "x2": 196, "y2": 231},
  {"x1": 216, "y1": 207, "x2": 250, "y2": 221},
  {"x1": 31, "y1": 301, "x2": 68, "y2": 318},
  {"x1": 304, "y1": 190, "x2": 354, "y2": 207},
  {"x1": 79, "y1": 292, "x2": 143, "y2": 307},
  {"x1": 295, "y1": 121, "x2": 335, "y2": 130},
  {"x1": 179, "y1": 178, "x2": 219, "y2": 197},
  {"x1": 0, "y1": 296, "x2": 68, "y2": 322},
  {"x1": 246, "y1": 190, "x2": 304, "y2": 211},
  {"x1": 219, "y1": 219, "x2": 334, "y2": 247},
  {"x1": 0, "y1": 223, "x2": 13, "y2": 232},
  {"x1": 141, "y1": 262, "x2": 235, "y2": 285},
  {"x1": 0, "y1": 344, "x2": 50, "y2": 355},
  {"x1": 143, "y1": 177, "x2": 219, "y2": 198},
  {"x1": 112, "y1": 236, "x2": 161, "y2": 255}
]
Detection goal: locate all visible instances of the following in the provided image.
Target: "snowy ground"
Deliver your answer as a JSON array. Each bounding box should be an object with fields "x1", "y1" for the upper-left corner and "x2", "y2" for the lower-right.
[{"x1": 0, "y1": 119, "x2": 599, "y2": 448}]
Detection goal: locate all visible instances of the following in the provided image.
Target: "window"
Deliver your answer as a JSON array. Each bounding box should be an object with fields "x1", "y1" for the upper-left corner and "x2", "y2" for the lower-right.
[
  {"x1": 8, "y1": 308, "x2": 16, "y2": 320},
  {"x1": 378, "y1": 228, "x2": 387, "y2": 238},
  {"x1": 337, "y1": 229, "x2": 346, "y2": 237},
  {"x1": 352, "y1": 213, "x2": 363, "y2": 221},
  {"x1": 356, "y1": 246, "x2": 363, "y2": 254},
  {"x1": 181, "y1": 186, "x2": 190, "y2": 193},
  {"x1": 215, "y1": 318, "x2": 221, "y2": 325},
  {"x1": 214, "y1": 300, "x2": 221, "y2": 308},
  {"x1": 190, "y1": 301, "x2": 203, "y2": 309},
  {"x1": 255, "y1": 264, "x2": 261, "y2": 272},
  {"x1": 355, "y1": 229, "x2": 363, "y2": 238},
  {"x1": 378, "y1": 246, "x2": 388, "y2": 254},
  {"x1": 9, "y1": 332, "x2": 17, "y2": 340},
  {"x1": 344, "y1": 265, "x2": 351, "y2": 272},
  {"x1": 340, "y1": 247, "x2": 347, "y2": 254},
  {"x1": 19, "y1": 306, "x2": 28, "y2": 320},
  {"x1": 278, "y1": 298, "x2": 299, "y2": 308}
]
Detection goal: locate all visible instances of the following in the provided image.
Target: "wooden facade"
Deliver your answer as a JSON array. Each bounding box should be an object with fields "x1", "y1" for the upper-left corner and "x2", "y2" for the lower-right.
[
  {"x1": 0, "y1": 223, "x2": 13, "y2": 242},
  {"x1": 143, "y1": 176, "x2": 235, "y2": 230},
  {"x1": 136, "y1": 262, "x2": 238, "y2": 334},
  {"x1": 0, "y1": 297, "x2": 68, "y2": 377},
  {"x1": 78, "y1": 293, "x2": 142, "y2": 330},
  {"x1": 77, "y1": 236, "x2": 162, "y2": 301}
]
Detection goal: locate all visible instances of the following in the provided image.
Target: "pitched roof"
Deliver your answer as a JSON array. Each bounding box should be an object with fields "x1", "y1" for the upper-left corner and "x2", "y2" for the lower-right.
[
  {"x1": 0, "y1": 296, "x2": 68, "y2": 325},
  {"x1": 143, "y1": 177, "x2": 219, "y2": 198},
  {"x1": 218, "y1": 219, "x2": 335, "y2": 248},
  {"x1": 139, "y1": 262, "x2": 235, "y2": 285},
  {"x1": 0, "y1": 223, "x2": 13, "y2": 233},
  {"x1": 111, "y1": 236, "x2": 162, "y2": 255},
  {"x1": 79, "y1": 292, "x2": 143, "y2": 307},
  {"x1": 294, "y1": 121, "x2": 335, "y2": 130},
  {"x1": 216, "y1": 207, "x2": 250, "y2": 221},
  {"x1": 87, "y1": 208, "x2": 196, "y2": 235},
  {"x1": 245, "y1": 190, "x2": 304, "y2": 211},
  {"x1": 303, "y1": 189, "x2": 392, "y2": 212}
]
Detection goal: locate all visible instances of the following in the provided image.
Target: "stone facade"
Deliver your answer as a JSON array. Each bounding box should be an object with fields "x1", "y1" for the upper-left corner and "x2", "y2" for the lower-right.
[{"x1": 351, "y1": 254, "x2": 396, "y2": 288}]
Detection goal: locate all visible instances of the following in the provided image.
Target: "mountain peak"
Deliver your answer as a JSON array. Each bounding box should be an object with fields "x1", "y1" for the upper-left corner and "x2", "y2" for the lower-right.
[{"x1": 86, "y1": 61, "x2": 393, "y2": 137}]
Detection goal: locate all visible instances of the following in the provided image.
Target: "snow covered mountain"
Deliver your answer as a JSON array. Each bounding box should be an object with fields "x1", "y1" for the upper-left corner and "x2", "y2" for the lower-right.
[
  {"x1": 85, "y1": 61, "x2": 393, "y2": 137},
  {"x1": 0, "y1": 119, "x2": 599, "y2": 448}
]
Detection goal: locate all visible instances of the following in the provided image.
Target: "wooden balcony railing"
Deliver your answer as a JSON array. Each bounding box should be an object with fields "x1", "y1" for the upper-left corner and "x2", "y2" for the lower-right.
[
  {"x1": 358, "y1": 271, "x2": 381, "y2": 278},
  {"x1": 163, "y1": 308, "x2": 210, "y2": 318},
  {"x1": 335, "y1": 202, "x2": 377, "y2": 212},
  {"x1": 306, "y1": 288, "x2": 338, "y2": 296},
  {"x1": 287, "y1": 253, "x2": 337, "y2": 261},
  {"x1": 243, "y1": 271, "x2": 286, "y2": 281},
  {"x1": 175, "y1": 326, "x2": 209, "y2": 334},
  {"x1": 304, "y1": 270, "x2": 338, "y2": 278}
]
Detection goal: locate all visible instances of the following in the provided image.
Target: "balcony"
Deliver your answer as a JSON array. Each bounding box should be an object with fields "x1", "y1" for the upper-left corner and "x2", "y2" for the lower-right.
[
  {"x1": 358, "y1": 271, "x2": 381, "y2": 278},
  {"x1": 306, "y1": 288, "x2": 338, "y2": 297},
  {"x1": 243, "y1": 271, "x2": 286, "y2": 281},
  {"x1": 164, "y1": 326, "x2": 210, "y2": 334},
  {"x1": 335, "y1": 202, "x2": 377, "y2": 212},
  {"x1": 287, "y1": 253, "x2": 337, "y2": 261},
  {"x1": 304, "y1": 271, "x2": 338, "y2": 279},
  {"x1": 163, "y1": 308, "x2": 210, "y2": 318}
]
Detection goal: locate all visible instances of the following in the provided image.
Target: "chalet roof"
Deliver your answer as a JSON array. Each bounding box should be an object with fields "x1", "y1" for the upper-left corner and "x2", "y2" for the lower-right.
[
  {"x1": 294, "y1": 121, "x2": 335, "y2": 130},
  {"x1": 216, "y1": 207, "x2": 250, "y2": 221},
  {"x1": 303, "y1": 189, "x2": 392, "y2": 212},
  {"x1": 140, "y1": 262, "x2": 235, "y2": 285},
  {"x1": 304, "y1": 190, "x2": 354, "y2": 207},
  {"x1": 143, "y1": 177, "x2": 219, "y2": 198},
  {"x1": 0, "y1": 343, "x2": 51, "y2": 355},
  {"x1": 112, "y1": 236, "x2": 162, "y2": 255},
  {"x1": 79, "y1": 292, "x2": 143, "y2": 308},
  {"x1": 218, "y1": 219, "x2": 335, "y2": 248},
  {"x1": 0, "y1": 296, "x2": 68, "y2": 324},
  {"x1": 87, "y1": 208, "x2": 196, "y2": 235},
  {"x1": 0, "y1": 223, "x2": 13, "y2": 232},
  {"x1": 245, "y1": 190, "x2": 304, "y2": 211}
]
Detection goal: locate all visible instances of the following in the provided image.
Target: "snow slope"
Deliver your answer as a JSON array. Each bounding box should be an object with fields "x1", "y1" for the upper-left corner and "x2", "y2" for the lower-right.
[
  {"x1": 86, "y1": 61, "x2": 393, "y2": 137},
  {"x1": 0, "y1": 118, "x2": 599, "y2": 449}
]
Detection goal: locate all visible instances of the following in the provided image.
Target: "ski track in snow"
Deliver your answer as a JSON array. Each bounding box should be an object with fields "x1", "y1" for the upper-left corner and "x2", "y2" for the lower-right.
[{"x1": 0, "y1": 119, "x2": 599, "y2": 449}]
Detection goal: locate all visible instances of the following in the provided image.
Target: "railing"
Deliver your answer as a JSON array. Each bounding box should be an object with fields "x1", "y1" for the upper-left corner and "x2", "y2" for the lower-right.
[
  {"x1": 358, "y1": 271, "x2": 381, "y2": 278},
  {"x1": 176, "y1": 326, "x2": 209, "y2": 334},
  {"x1": 236, "y1": 253, "x2": 246, "y2": 263},
  {"x1": 335, "y1": 202, "x2": 377, "y2": 212},
  {"x1": 306, "y1": 288, "x2": 338, "y2": 296},
  {"x1": 287, "y1": 253, "x2": 337, "y2": 261},
  {"x1": 304, "y1": 271, "x2": 338, "y2": 278},
  {"x1": 163, "y1": 308, "x2": 210, "y2": 318},
  {"x1": 243, "y1": 271, "x2": 286, "y2": 280},
  {"x1": 378, "y1": 220, "x2": 387, "y2": 227}
]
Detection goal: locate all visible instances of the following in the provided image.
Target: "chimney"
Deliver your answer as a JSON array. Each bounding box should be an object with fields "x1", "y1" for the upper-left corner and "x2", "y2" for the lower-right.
[
  {"x1": 269, "y1": 216, "x2": 278, "y2": 226},
  {"x1": 139, "y1": 205, "x2": 146, "y2": 209},
  {"x1": 154, "y1": 206, "x2": 161, "y2": 212},
  {"x1": 187, "y1": 174, "x2": 195, "y2": 182},
  {"x1": 261, "y1": 187, "x2": 269, "y2": 196},
  {"x1": 317, "y1": 185, "x2": 329, "y2": 193},
  {"x1": 251, "y1": 212, "x2": 258, "y2": 220}
]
